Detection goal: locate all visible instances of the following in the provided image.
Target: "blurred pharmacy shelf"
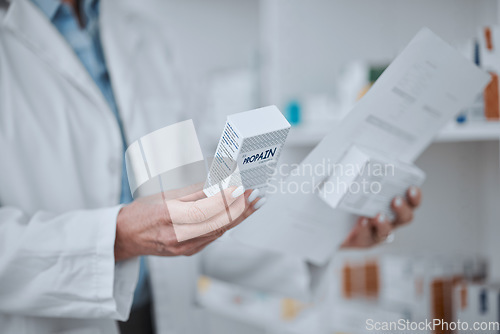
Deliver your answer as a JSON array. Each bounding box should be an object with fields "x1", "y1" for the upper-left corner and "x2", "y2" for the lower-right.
[
  {"x1": 196, "y1": 277, "x2": 322, "y2": 334},
  {"x1": 286, "y1": 121, "x2": 500, "y2": 147},
  {"x1": 436, "y1": 121, "x2": 500, "y2": 142},
  {"x1": 168, "y1": 0, "x2": 500, "y2": 332},
  {"x1": 285, "y1": 124, "x2": 332, "y2": 147}
]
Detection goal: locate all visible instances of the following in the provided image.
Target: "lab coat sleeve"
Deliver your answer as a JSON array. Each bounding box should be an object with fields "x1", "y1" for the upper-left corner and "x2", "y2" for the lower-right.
[
  {"x1": 0, "y1": 205, "x2": 140, "y2": 320},
  {"x1": 200, "y1": 237, "x2": 331, "y2": 301}
]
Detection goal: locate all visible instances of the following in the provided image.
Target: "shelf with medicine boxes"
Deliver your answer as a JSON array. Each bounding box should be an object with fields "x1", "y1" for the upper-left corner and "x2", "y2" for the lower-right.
[
  {"x1": 165, "y1": 0, "x2": 500, "y2": 332},
  {"x1": 436, "y1": 121, "x2": 500, "y2": 142},
  {"x1": 285, "y1": 121, "x2": 500, "y2": 147},
  {"x1": 196, "y1": 276, "x2": 321, "y2": 333}
]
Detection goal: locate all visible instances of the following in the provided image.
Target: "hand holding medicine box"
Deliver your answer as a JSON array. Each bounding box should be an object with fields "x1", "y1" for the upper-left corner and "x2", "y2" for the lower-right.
[
  {"x1": 318, "y1": 145, "x2": 426, "y2": 219},
  {"x1": 204, "y1": 105, "x2": 291, "y2": 197}
]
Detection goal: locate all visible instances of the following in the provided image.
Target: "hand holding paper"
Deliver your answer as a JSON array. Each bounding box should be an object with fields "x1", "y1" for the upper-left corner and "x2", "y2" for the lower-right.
[
  {"x1": 340, "y1": 186, "x2": 422, "y2": 249},
  {"x1": 231, "y1": 27, "x2": 491, "y2": 264}
]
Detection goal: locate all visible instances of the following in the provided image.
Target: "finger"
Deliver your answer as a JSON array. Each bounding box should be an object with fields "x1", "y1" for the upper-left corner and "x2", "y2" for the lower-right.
[
  {"x1": 228, "y1": 198, "x2": 258, "y2": 226},
  {"x1": 178, "y1": 182, "x2": 234, "y2": 202},
  {"x1": 173, "y1": 192, "x2": 262, "y2": 243},
  {"x1": 170, "y1": 186, "x2": 244, "y2": 224},
  {"x1": 246, "y1": 188, "x2": 260, "y2": 203},
  {"x1": 341, "y1": 217, "x2": 374, "y2": 248},
  {"x1": 391, "y1": 196, "x2": 414, "y2": 226},
  {"x1": 190, "y1": 194, "x2": 260, "y2": 241},
  {"x1": 370, "y1": 213, "x2": 392, "y2": 243},
  {"x1": 204, "y1": 192, "x2": 247, "y2": 230},
  {"x1": 181, "y1": 210, "x2": 254, "y2": 253},
  {"x1": 178, "y1": 189, "x2": 206, "y2": 202},
  {"x1": 228, "y1": 189, "x2": 261, "y2": 223},
  {"x1": 343, "y1": 217, "x2": 366, "y2": 241},
  {"x1": 406, "y1": 186, "x2": 421, "y2": 208},
  {"x1": 210, "y1": 201, "x2": 258, "y2": 239},
  {"x1": 172, "y1": 193, "x2": 247, "y2": 241},
  {"x1": 161, "y1": 182, "x2": 205, "y2": 201},
  {"x1": 165, "y1": 234, "x2": 215, "y2": 256}
]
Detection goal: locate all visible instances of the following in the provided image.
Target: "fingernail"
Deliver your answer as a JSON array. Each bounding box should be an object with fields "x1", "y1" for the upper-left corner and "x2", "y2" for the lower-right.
[
  {"x1": 409, "y1": 186, "x2": 418, "y2": 198},
  {"x1": 254, "y1": 197, "x2": 267, "y2": 209},
  {"x1": 394, "y1": 196, "x2": 403, "y2": 207},
  {"x1": 386, "y1": 232, "x2": 395, "y2": 243},
  {"x1": 361, "y1": 218, "x2": 369, "y2": 227},
  {"x1": 378, "y1": 213, "x2": 387, "y2": 224},
  {"x1": 231, "y1": 186, "x2": 245, "y2": 198},
  {"x1": 247, "y1": 189, "x2": 260, "y2": 203}
]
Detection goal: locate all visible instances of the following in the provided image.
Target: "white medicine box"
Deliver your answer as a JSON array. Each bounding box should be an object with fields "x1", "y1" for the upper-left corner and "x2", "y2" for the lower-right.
[{"x1": 204, "y1": 105, "x2": 291, "y2": 197}]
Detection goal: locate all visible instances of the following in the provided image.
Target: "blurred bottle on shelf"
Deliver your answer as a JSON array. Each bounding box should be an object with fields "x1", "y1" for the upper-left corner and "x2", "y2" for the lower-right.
[
  {"x1": 285, "y1": 100, "x2": 301, "y2": 126},
  {"x1": 454, "y1": 282, "x2": 500, "y2": 334},
  {"x1": 330, "y1": 255, "x2": 490, "y2": 334},
  {"x1": 341, "y1": 259, "x2": 380, "y2": 300},
  {"x1": 459, "y1": 26, "x2": 500, "y2": 124},
  {"x1": 481, "y1": 27, "x2": 500, "y2": 121},
  {"x1": 283, "y1": 62, "x2": 390, "y2": 133}
]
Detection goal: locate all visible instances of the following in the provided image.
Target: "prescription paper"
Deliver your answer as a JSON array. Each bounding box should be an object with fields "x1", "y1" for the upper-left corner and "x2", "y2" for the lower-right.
[
  {"x1": 231, "y1": 28, "x2": 491, "y2": 265},
  {"x1": 318, "y1": 145, "x2": 426, "y2": 219}
]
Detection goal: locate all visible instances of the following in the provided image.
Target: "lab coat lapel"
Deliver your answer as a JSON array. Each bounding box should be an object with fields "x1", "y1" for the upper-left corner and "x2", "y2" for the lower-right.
[
  {"x1": 99, "y1": 0, "x2": 141, "y2": 142},
  {"x1": 99, "y1": 0, "x2": 185, "y2": 144},
  {"x1": 2, "y1": 0, "x2": 110, "y2": 111}
]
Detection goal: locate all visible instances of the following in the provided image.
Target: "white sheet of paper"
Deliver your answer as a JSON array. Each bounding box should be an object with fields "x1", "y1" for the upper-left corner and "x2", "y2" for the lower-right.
[
  {"x1": 318, "y1": 145, "x2": 426, "y2": 219},
  {"x1": 231, "y1": 28, "x2": 490, "y2": 265}
]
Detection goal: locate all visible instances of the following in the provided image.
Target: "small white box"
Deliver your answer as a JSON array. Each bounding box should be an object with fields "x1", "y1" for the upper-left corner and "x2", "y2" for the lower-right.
[
  {"x1": 204, "y1": 105, "x2": 291, "y2": 197},
  {"x1": 318, "y1": 145, "x2": 425, "y2": 218},
  {"x1": 454, "y1": 283, "x2": 500, "y2": 334}
]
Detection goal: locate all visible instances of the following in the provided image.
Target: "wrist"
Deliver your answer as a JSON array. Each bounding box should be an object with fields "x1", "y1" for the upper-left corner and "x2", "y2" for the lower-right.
[
  {"x1": 114, "y1": 205, "x2": 136, "y2": 262},
  {"x1": 114, "y1": 200, "x2": 166, "y2": 261}
]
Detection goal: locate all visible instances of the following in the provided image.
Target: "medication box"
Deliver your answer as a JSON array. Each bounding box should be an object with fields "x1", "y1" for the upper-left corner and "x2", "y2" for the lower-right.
[
  {"x1": 454, "y1": 283, "x2": 500, "y2": 334},
  {"x1": 318, "y1": 145, "x2": 425, "y2": 219},
  {"x1": 204, "y1": 105, "x2": 291, "y2": 197}
]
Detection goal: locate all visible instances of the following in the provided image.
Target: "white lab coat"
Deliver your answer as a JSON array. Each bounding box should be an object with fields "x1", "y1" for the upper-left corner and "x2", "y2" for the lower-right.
[{"x1": 0, "y1": 0, "x2": 328, "y2": 333}]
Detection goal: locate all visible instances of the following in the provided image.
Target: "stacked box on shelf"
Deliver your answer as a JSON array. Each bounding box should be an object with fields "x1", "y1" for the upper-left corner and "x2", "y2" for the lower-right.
[
  {"x1": 454, "y1": 282, "x2": 500, "y2": 334},
  {"x1": 467, "y1": 26, "x2": 500, "y2": 121},
  {"x1": 332, "y1": 255, "x2": 489, "y2": 334}
]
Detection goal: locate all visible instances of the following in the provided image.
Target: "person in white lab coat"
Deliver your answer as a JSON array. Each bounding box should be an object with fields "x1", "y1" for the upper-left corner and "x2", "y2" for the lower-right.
[{"x1": 0, "y1": 0, "x2": 421, "y2": 333}]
